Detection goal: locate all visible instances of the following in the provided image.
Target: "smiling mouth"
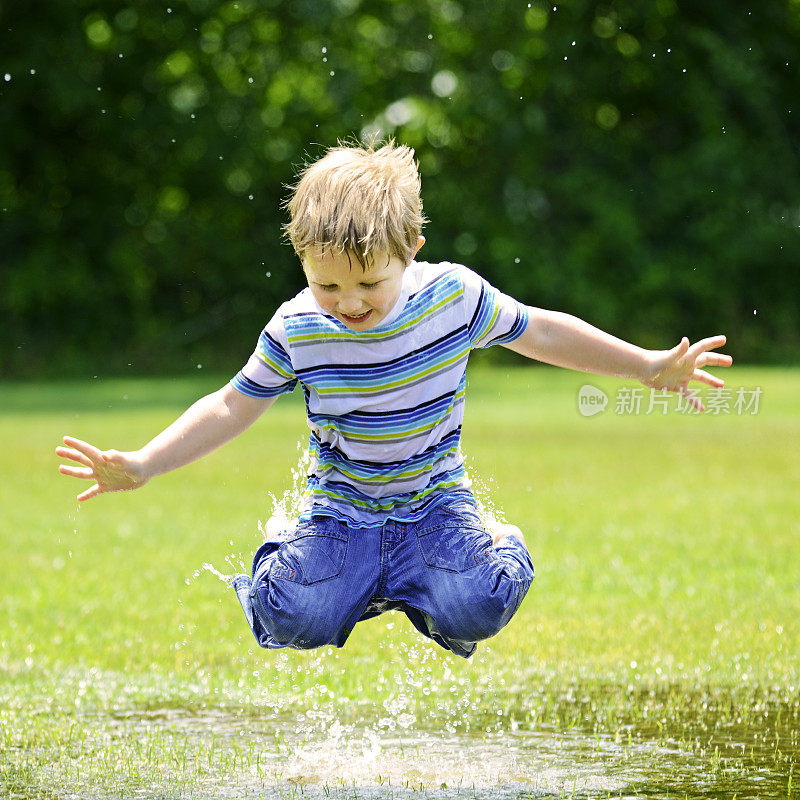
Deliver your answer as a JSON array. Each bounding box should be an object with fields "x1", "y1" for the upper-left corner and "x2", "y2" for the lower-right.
[{"x1": 340, "y1": 310, "x2": 372, "y2": 323}]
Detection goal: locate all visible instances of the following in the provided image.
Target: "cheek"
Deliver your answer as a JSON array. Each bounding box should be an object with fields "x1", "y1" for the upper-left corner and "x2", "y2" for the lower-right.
[
  {"x1": 312, "y1": 290, "x2": 336, "y2": 312},
  {"x1": 376, "y1": 283, "x2": 401, "y2": 309}
]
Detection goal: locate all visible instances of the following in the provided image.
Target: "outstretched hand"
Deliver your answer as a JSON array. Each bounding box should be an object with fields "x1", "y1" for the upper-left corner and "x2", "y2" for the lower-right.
[
  {"x1": 56, "y1": 436, "x2": 148, "y2": 502},
  {"x1": 643, "y1": 335, "x2": 733, "y2": 412}
]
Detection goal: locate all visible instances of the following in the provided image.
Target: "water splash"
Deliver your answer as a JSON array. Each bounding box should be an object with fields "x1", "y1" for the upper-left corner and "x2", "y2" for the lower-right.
[
  {"x1": 200, "y1": 562, "x2": 233, "y2": 584},
  {"x1": 195, "y1": 444, "x2": 517, "y2": 587},
  {"x1": 263, "y1": 440, "x2": 312, "y2": 531}
]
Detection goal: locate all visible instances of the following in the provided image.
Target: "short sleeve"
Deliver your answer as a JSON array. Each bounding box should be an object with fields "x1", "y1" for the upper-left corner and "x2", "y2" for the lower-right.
[
  {"x1": 459, "y1": 265, "x2": 529, "y2": 349},
  {"x1": 231, "y1": 307, "x2": 298, "y2": 398}
]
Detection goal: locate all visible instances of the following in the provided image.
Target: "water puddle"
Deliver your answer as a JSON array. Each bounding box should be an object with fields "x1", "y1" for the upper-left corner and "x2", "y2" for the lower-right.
[
  {"x1": 3, "y1": 666, "x2": 797, "y2": 799},
  {"x1": 100, "y1": 711, "x2": 632, "y2": 798},
  {"x1": 39, "y1": 700, "x2": 787, "y2": 800}
]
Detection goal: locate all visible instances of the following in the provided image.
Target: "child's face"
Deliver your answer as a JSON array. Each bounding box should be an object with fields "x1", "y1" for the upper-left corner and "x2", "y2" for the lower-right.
[{"x1": 303, "y1": 247, "x2": 408, "y2": 331}]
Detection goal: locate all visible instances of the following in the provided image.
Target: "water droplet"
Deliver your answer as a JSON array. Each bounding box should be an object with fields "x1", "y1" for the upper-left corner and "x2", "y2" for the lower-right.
[
  {"x1": 248, "y1": 194, "x2": 254, "y2": 200},
  {"x1": 30, "y1": 68, "x2": 36, "y2": 75},
  {"x1": 753, "y1": 309, "x2": 757, "y2": 315},
  {"x1": 265, "y1": 271, "x2": 272, "y2": 278},
  {"x1": 196, "y1": 363, "x2": 202, "y2": 369},
  {"x1": 248, "y1": 76, "x2": 253, "y2": 84},
  {"x1": 3, "y1": 73, "x2": 10, "y2": 81},
  {"x1": 571, "y1": 40, "x2": 576, "y2": 46},
  {"x1": 330, "y1": 70, "x2": 335, "y2": 76},
  {"x1": 428, "y1": 33, "x2": 433, "y2": 39},
  {"x1": 514, "y1": 257, "x2": 520, "y2": 263},
  {"x1": 322, "y1": 46, "x2": 327, "y2": 54}
]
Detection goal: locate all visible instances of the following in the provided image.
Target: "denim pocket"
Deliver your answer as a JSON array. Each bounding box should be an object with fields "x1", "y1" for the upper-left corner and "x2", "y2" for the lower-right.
[
  {"x1": 273, "y1": 519, "x2": 348, "y2": 585},
  {"x1": 416, "y1": 517, "x2": 493, "y2": 573}
]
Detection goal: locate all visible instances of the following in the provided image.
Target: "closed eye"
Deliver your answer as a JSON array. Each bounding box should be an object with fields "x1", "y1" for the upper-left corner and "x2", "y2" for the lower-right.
[{"x1": 314, "y1": 280, "x2": 383, "y2": 291}]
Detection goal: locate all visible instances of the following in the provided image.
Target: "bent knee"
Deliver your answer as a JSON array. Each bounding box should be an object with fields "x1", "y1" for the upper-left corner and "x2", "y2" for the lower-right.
[
  {"x1": 252, "y1": 577, "x2": 347, "y2": 649},
  {"x1": 437, "y1": 574, "x2": 531, "y2": 642}
]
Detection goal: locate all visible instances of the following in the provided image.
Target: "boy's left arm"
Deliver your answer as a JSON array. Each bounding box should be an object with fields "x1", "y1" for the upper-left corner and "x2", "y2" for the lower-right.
[{"x1": 504, "y1": 308, "x2": 732, "y2": 412}]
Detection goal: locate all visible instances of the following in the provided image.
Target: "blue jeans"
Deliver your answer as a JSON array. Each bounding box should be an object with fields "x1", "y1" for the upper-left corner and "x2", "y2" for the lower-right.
[{"x1": 232, "y1": 491, "x2": 534, "y2": 658}]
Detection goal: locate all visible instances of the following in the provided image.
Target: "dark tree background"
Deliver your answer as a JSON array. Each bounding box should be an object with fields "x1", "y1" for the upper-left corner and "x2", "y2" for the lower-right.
[{"x1": 1, "y1": 0, "x2": 798, "y2": 377}]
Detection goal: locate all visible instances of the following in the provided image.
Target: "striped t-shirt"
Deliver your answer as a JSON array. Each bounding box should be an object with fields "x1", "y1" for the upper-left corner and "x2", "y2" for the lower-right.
[{"x1": 231, "y1": 260, "x2": 529, "y2": 527}]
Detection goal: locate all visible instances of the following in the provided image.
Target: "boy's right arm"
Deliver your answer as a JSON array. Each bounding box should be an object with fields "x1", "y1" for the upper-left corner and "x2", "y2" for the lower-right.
[{"x1": 56, "y1": 384, "x2": 275, "y2": 502}]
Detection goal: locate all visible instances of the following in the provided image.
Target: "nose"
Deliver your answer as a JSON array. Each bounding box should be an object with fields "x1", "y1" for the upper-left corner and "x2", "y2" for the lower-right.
[{"x1": 338, "y1": 292, "x2": 365, "y2": 314}]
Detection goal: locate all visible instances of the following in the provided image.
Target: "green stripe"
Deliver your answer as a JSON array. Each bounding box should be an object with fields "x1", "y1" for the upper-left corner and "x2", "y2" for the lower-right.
[
  {"x1": 288, "y1": 289, "x2": 462, "y2": 345},
  {"x1": 316, "y1": 390, "x2": 466, "y2": 442},
  {"x1": 257, "y1": 351, "x2": 295, "y2": 380},
  {"x1": 314, "y1": 349, "x2": 468, "y2": 396},
  {"x1": 314, "y1": 478, "x2": 465, "y2": 511},
  {"x1": 318, "y1": 445, "x2": 459, "y2": 484},
  {"x1": 474, "y1": 304, "x2": 501, "y2": 344}
]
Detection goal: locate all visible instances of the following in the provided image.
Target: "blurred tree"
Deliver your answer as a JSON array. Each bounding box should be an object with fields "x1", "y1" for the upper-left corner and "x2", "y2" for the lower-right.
[{"x1": 0, "y1": 0, "x2": 798, "y2": 377}]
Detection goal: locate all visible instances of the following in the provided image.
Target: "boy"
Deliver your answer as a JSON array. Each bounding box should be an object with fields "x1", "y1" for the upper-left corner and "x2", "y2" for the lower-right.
[{"x1": 57, "y1": 140, "x2": 732, "y2": 658}]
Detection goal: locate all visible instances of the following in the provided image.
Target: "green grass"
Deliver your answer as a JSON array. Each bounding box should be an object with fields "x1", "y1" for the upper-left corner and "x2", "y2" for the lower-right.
[{"x1": 1, "y1": 364, "x2": 798, "y2": 798}]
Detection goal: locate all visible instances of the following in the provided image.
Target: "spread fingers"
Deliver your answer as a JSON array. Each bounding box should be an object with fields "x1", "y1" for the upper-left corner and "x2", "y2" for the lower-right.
[
  {"x1": 55, "y1": 446, "x2": 94, "y2": 467},
  {"x1": 58, "y1": 464, "x2": 96, "y2": 480}
]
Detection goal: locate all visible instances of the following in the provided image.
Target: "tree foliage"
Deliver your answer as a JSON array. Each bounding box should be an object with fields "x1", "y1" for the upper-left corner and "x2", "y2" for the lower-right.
[{"x1": 1, "y1": 0, "x2": 798, "y2": 376}]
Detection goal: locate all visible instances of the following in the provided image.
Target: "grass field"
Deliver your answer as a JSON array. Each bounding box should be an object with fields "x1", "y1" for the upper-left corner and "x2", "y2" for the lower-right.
[{"x1": 1, "y1": 364, "x2": 798, "y2": 798}]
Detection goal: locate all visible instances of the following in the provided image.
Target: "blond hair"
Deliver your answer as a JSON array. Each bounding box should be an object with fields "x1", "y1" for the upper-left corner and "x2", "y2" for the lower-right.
[{"x1": 283, "y1": 139, "x2": 426, "y2": 268}]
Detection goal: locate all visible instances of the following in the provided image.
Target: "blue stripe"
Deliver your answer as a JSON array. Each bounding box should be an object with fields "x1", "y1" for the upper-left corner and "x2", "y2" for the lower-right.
[
  {"x1": 296, "y1": 332, "x2": 469, "y2": 389},
  {"x1": 308, "y1": 382, "x2": 466, "y2": 437},
  {"x1": 231, "y1": 372, "x2": 297, "y2": 398},
  {"x1": 484, "y1": 305, "x2": 529, "y2": 346},
  {"x1": 257, "y1": 329, "x2": 294, "y2": 376},
  {"x1": 309, "y1": 394, "x2": 463, "y2": 435},
  {"x1": 310, "y1": 428, "x2": 462, "y2": 474},
  {"x1": 306, "y1": 464, "x2": 467, "y2": 509}
]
